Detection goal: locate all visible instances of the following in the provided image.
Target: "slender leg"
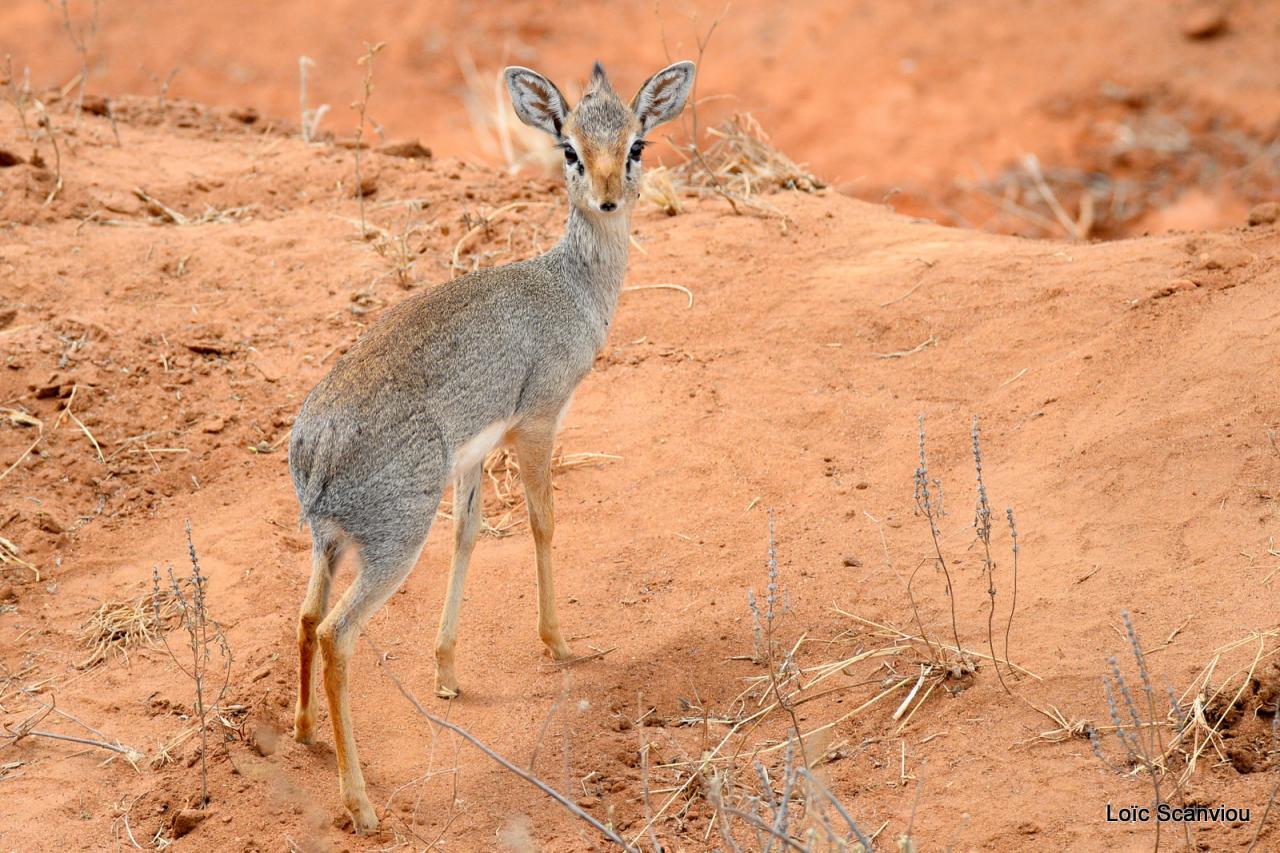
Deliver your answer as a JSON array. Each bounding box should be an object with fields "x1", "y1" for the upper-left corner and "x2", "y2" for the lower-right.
[
  {"x1": 317, "y1": 521, "x2": 431, "y2": 834},
  {"x1": 513, "y1": 420, "x2": 574, "y2": 661},
  {"x1": 434, "y1": 463, "x2": 483, "y2": 698},
  {"x1": 295, "y1": 531, "x2": 341, "y2": 744}
]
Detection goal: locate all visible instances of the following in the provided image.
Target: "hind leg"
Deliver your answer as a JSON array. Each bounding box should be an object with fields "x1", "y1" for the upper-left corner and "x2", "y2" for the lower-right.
[
  {"x1": 295, "y1": 528, "x2": 342, "y2": 744},
  {"x1": 318, "y1": 519, "x2": 433, "y2": 834},
  {"x1": 434, "y1": 462, "x2": 483, "y2": 698}
]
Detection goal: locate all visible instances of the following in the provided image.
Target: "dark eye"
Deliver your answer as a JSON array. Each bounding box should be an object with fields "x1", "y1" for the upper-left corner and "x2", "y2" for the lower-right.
[
  {"x1": 563, "y1": 147, "x2": 579, "y2": 165},
  {"x1": 629, "y1": 141, "x2": 645, "y2": 161}
]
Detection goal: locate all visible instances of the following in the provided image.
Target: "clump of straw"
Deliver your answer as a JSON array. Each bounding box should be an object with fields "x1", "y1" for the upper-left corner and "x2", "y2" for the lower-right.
[
  {"x1": 437, "y1": 447, "x2": 619, "y2": 537},
  {"x1": 675, "y1": 113, "x2": 824, "y2": 198},
  {"x1": 77, "y1": 584, "x2": 182, "y2": 669}
]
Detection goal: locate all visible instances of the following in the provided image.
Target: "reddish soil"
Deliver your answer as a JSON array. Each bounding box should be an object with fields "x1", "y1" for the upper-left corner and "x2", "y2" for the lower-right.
[
  {"x1": 2, "y1": 4, "x2": 1280, "y2": 853},
  {"x1": 4, "y1": 0, "x2": 1279, "y2": 236}
]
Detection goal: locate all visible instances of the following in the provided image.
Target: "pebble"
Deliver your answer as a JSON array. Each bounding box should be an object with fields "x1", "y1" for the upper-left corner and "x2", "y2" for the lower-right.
[
  {"x1": 1200, "y1": 246, "x2": 1252, "y2": 270},
  {"x1": 1180, "y1": 3, "x2": 1227, "y2": 38},
  {"x1": 172, "y1": 808, "x2": 208, "y2": 838},
  {"x1": 1248, "y1": 202, "x2": 1279, "y2": 226}
]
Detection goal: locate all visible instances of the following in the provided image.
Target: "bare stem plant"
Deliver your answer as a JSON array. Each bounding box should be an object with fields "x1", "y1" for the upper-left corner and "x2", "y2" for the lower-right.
[
  {"x1": 971, "y1": 417, "x2": 1010, "y2": 694},
  {"x1": 912, "y1": 416, "x2": 967, "y2": 674},
  {"x1": 141, "y1": 63, "x2": 179, "y2": 109},
  {"x1": 1, "y1": 55, "x2": 34, "y2": 139},
  {"x1": 50, "y1": 0, "x2": 101, "y2": 124},
  {"x1": 351, "y1": 41, "x2": 386, "y2": 239},
  {"x1": 1088, "y1": 612, "x2": 1197, "y2": 853},
  {"x1": 297, "y1": 56, "x2": 329, "y2": 143},
  {"x1": 35, "y1": 102, "x2": 64, "y2": 205},
  {"x1": 151, "y1": 521, "x2": 233, "y2": 808}
]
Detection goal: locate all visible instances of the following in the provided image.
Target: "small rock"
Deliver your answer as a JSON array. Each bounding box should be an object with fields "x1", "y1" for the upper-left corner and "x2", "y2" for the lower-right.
[
  {"x1": 185, "y1": 340, "x2": 235, "y2": 355},
  {"x1": 172, "y1": 808, "x2": 208, "y2": 838},
  {"x1": 80, "y1": 94, "x2": 111, "y2": 116},
  {"x1": 1201, "y1": 246, "x2": 1252, "y2": 270},
  {"x1": 202, "y1": 417, "x2": 227, "y2": 434},
  {"x1": 1248, "y1": 202, "x2": 1279, "y2": 226},
  {"x1": 250, "y1": 664, "x2": 273, "y2": 682},
  {"x1": 378, "y1": 140, "x2": 432, "y2": 159},
  {"x1": 0, "y1": 149, "x2": 23, "y2": 168},
  {"x1": 229, "y1": 106, "x2": 260, "y2": 124},
  {"x1": 1146, "y1": 278, "x2": 1198, "y2": 300},
  {"x1": 33, "y1": 511, "x2": 66, "y2": 534},
  {"x1": 1180, "y1": 3, "x2": 1227, "y2": 39},
  {"x1": 0, "y1": 583, "x2": 17, "y2": 603},
  {"x1": 251, "y1": 724, "x2": 278, "y2": 757},
  {"x1": 842, "y1": 555, "x2": 863, "y2": 567},
  {"x1": 610, "y1": 715, "x2": 633, "y2": 732},
  {"x1": 576, "y1": 796, "x2": 599, "y2": 809},
  {"x1": 855, "y1": 481, "x2": 869, "y2": 490}
]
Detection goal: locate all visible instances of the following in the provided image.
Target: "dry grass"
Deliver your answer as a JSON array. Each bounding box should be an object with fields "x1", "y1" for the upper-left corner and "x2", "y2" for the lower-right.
[
  {"x1": 437, "y1": 447, "x2": 620, "y2": 537},
  {"x1": 637, "y1": 111, "x2": 825, "y2": 225},
  {"x1": 674, "y1": 112, "x2": 824, "y2": 198},
  {"x1": 641, "y1": 165, "x2": 684, "y2": 216},
  {"x1": 954, "y1": 89, "x2": 1280, "y2": 240},
  {"x1": 77, "y1": 583, "x2": 181, "y2": 670},
  {"x1": 630, "y1": 516, "x2": 885, "y2": 851},
  {"x1": 456, "y1": 48, "x2": 560, "y2": 175},
  {"x1": 1047, "y1": 625, "x2": 1280, "y2": 785},
  {"x1": 0, "y1": 534, "x2": 40, "y2": 582}
]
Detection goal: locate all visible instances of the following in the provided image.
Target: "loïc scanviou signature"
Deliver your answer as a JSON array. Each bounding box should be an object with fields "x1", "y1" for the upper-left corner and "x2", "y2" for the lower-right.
[{"x1": 1107, "y1": 803, "x2": 1251, "y2": 823}]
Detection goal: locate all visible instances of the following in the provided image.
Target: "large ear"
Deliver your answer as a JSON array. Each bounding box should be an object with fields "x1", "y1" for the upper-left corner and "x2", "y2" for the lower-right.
[
  {"x1": 630, "y1": 61, "x2": 695, "y2": 132},
  {"x1": 505, "y1": 66, "x2": 570, "y2": 138}
]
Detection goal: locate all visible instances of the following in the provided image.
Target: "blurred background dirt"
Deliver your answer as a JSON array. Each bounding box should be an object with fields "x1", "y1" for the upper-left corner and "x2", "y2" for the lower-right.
[{"x1": 5, "y1": 0, "x2": 1279, "y2": 237}]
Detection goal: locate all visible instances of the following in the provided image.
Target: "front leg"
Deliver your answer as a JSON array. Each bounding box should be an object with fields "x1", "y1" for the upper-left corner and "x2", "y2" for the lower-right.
[
  {"x1": 512, "y1": 418, "x2": 574, "y2": 661},
  {"x1": 434, "y1": 462, "x2": 483, "y2": 698}
]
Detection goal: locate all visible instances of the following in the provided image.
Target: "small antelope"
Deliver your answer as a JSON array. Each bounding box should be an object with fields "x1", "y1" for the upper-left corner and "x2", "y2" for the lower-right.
[{"x1": 288, "y1": 60, "x2": 695, "y2": 832}]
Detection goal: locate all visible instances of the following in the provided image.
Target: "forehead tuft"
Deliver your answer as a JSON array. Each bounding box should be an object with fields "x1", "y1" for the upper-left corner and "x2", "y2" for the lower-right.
[{"x1": 567, "y1": 88, "x2": 637, "y2": 144}]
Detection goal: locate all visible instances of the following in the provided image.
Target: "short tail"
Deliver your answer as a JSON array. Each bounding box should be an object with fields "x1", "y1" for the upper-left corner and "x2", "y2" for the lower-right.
[{"x1": 289, "y1": 422, "x2": 336, "y2": 523}]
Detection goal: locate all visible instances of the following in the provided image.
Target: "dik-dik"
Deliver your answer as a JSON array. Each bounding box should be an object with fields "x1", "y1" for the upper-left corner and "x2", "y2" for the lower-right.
[{"x1": 288, "y1": 60, "x2": 695, "y2": 831}]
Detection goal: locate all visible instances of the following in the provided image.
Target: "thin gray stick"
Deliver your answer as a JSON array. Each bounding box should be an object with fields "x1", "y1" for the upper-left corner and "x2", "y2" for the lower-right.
[
  {"x1": 368, "y1": 637, "x2": 636, "y2": 851},
  {"x1": 800, "y1": 768, "x2": 874, "y2": 851},
  {"x1": 720, "y1": 807, "x2": 808, "y2": 852},
  {"x1": 17, "y1": 729, "x2": 141, "y2": 762},
  {"x1": 1247, "y1": 777, "x2": 1280, "y2": 853}
]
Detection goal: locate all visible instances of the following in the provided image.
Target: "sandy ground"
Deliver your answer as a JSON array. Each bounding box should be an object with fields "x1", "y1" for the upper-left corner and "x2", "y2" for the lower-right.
[{"x1": 2, "y1": 3, "x2": 1280, "y2": 852}]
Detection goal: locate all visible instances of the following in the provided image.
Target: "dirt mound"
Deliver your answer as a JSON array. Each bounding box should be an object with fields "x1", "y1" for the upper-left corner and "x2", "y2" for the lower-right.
[{"x1": 1, "y1": 94, "x2": 1279, "y2": 851}]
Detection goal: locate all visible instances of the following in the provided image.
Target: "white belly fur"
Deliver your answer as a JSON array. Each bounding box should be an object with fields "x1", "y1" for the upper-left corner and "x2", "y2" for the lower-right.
[{"x1": 450, "y1": 420, "x2": 512, "y2": 478}]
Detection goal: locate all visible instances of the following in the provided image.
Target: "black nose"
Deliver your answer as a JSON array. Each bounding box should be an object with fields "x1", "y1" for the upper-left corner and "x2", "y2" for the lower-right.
[{"x1": 600, "y1": 201, "x2": 617, "y2": 212}]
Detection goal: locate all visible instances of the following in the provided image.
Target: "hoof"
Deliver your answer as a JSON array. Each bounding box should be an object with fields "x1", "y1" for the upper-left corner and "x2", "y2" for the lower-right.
[
  {"x1": 347, "y1": 802, "x2": 378, "y2": 834},
  {"x1": 435, "y1": 683, "x2": 460, "y2": 699},
  {"x1": 544, "y1": 643, "x2": 576, "y2": 662},
  {"x1": 293, "y1": 718, "x2": 316, "y2": 745}
]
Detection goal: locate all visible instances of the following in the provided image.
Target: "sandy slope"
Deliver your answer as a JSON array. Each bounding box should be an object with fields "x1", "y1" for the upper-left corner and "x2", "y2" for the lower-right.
[{"x1": 1, "y1": 99, "x2": 1279, "y2": 851}]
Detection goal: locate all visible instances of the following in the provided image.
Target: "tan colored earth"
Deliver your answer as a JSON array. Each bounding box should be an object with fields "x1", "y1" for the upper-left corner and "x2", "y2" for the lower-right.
[{"x1": 2, "y1": 2, "x2": 1279, "y2": 851}]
